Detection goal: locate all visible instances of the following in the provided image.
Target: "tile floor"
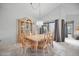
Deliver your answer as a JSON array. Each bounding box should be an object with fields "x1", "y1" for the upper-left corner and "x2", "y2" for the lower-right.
[{"x1": 0, "y1": 37, "x2": 79, "y2": 56}]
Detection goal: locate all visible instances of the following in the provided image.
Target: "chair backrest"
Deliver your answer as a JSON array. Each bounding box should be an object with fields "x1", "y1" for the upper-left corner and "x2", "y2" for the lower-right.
[{"x1": 17, "y1": 18, "x2": 33, "y2": 48}]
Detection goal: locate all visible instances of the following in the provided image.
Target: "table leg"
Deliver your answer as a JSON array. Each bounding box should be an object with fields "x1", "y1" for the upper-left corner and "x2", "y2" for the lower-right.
[{"x1": 35, "y1": 41, "x2": 38, "y2": 55}]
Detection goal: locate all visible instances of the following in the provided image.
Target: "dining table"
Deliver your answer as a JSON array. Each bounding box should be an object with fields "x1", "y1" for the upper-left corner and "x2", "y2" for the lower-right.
[
  {"x1": 25, "y1": 34, "x2": 47, "y2": 50},
  {"x1": 24, "y1": 33, "x2": 53, "y2": 50}
]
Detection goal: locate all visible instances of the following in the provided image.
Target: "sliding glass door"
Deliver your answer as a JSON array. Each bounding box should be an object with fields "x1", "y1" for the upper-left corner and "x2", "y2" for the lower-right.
[
  {"x1": 49, "y1": 23, "x2": 55, "y2": 34},
  {"x1": 67, "y1": 21, "x2": 74, "y2": 38}
]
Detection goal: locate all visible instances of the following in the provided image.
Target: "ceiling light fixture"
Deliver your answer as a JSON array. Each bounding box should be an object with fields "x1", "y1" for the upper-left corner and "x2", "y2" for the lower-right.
[{"x1": 30, "y1": 3, "x2": 40, "y2": 9}]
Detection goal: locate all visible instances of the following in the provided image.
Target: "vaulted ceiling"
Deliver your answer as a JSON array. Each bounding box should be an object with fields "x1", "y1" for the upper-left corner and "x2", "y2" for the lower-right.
[{"x1": 0, "y1": 3, "x2": 61, "y2": 19}]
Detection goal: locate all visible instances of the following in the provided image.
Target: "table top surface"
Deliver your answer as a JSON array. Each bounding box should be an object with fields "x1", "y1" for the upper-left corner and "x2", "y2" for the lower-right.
[
  {"x1": 25, "y1": 33, "x2": 53, "y2": 42},
  {"x1": 25, "y1": 34, "x2": 48, "y2": 42}
]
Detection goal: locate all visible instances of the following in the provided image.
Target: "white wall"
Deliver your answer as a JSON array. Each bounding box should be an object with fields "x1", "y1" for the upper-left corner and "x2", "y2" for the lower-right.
[
  {"x1": 0, "y1": 3, "x2": 38, "y2": 42},
  {"x1": 44, "y1": 3, "x2": 79, "y2": 37},
  {"x1": 0, "y1": 3, "x2": 79, "y2": 42},
  {"x1": 44, "y1": 3, "x2": 79, "y2": 20}
]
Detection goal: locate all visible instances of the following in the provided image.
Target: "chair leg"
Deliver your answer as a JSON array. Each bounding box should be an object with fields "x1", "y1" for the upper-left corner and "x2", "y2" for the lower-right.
[
  {"x1": 19, "y1": 47, "x2": 22, "y2": 55},
  {"x1": 45, "y1": 45, "x2": 49, "y2": 55},
  {"x1": 25, "y1": 47, "x2": 28, "y2": 56},
  {"x1": 23, "y1": 47, "x2": 26, "y2": 56},
  {"x1": 20, "y1": 47, "x2": 25, "y2": 56},
  {"x1": 47, "y1": 45, "x2": 49, "y2": 54},
  {"x1": 43, "y1": 48, "x2": 45, "y2": 56},
  {"x1": 21, "y1": 47, "x2": 24, "y2": 56}
]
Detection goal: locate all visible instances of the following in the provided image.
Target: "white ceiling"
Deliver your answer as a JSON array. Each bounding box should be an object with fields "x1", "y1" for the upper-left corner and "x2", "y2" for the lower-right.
[
  {"x1": 26, "y1": 3, "x2": 61, "y2": 19},
  {"x1": 0, "y1": 3, "x2": 61, "y2": 19}
]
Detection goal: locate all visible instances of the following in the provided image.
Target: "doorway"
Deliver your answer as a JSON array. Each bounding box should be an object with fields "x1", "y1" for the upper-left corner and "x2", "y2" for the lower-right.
[
  {"x1": 49, "y1": 22, "x2": 55, "y2": 35},
  {"x1": 66, "y1": 21, "x2": 74, "y2": 38}
]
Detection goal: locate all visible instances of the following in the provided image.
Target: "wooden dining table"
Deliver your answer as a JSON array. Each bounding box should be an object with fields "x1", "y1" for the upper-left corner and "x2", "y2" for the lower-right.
[
  {"x1": 26, "y1": 34, "x2": 45, "y2": 41},
  {"x1": 24, "y1": 34, "x2": 49, "y2": 50}
]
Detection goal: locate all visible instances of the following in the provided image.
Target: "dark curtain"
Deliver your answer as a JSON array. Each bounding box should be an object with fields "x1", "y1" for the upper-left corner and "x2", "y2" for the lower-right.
[
  {"x1": 54, "y1": 19, "x2": 60, "y2": 42},
  {"x1": 61, "y1": 19, "x2": 65, "y2": 42},
  {"x1": 65, "y1": 22, "x2": 68, "y2": 37},
  {"x1": 40, "y1": 27, "x2": 42, "y2": 34},
  {"x1": 72, "y1": 21, "x2": 74, "y2": 38}
]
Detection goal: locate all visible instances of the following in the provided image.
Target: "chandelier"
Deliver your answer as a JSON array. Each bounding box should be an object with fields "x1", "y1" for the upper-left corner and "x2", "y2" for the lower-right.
[
  {"x1": 30, "y1": 3, "x2": 40, "y2": 9},
  {"x1": 30, "y1": 3, "x2": 43, "y2": 27}
]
